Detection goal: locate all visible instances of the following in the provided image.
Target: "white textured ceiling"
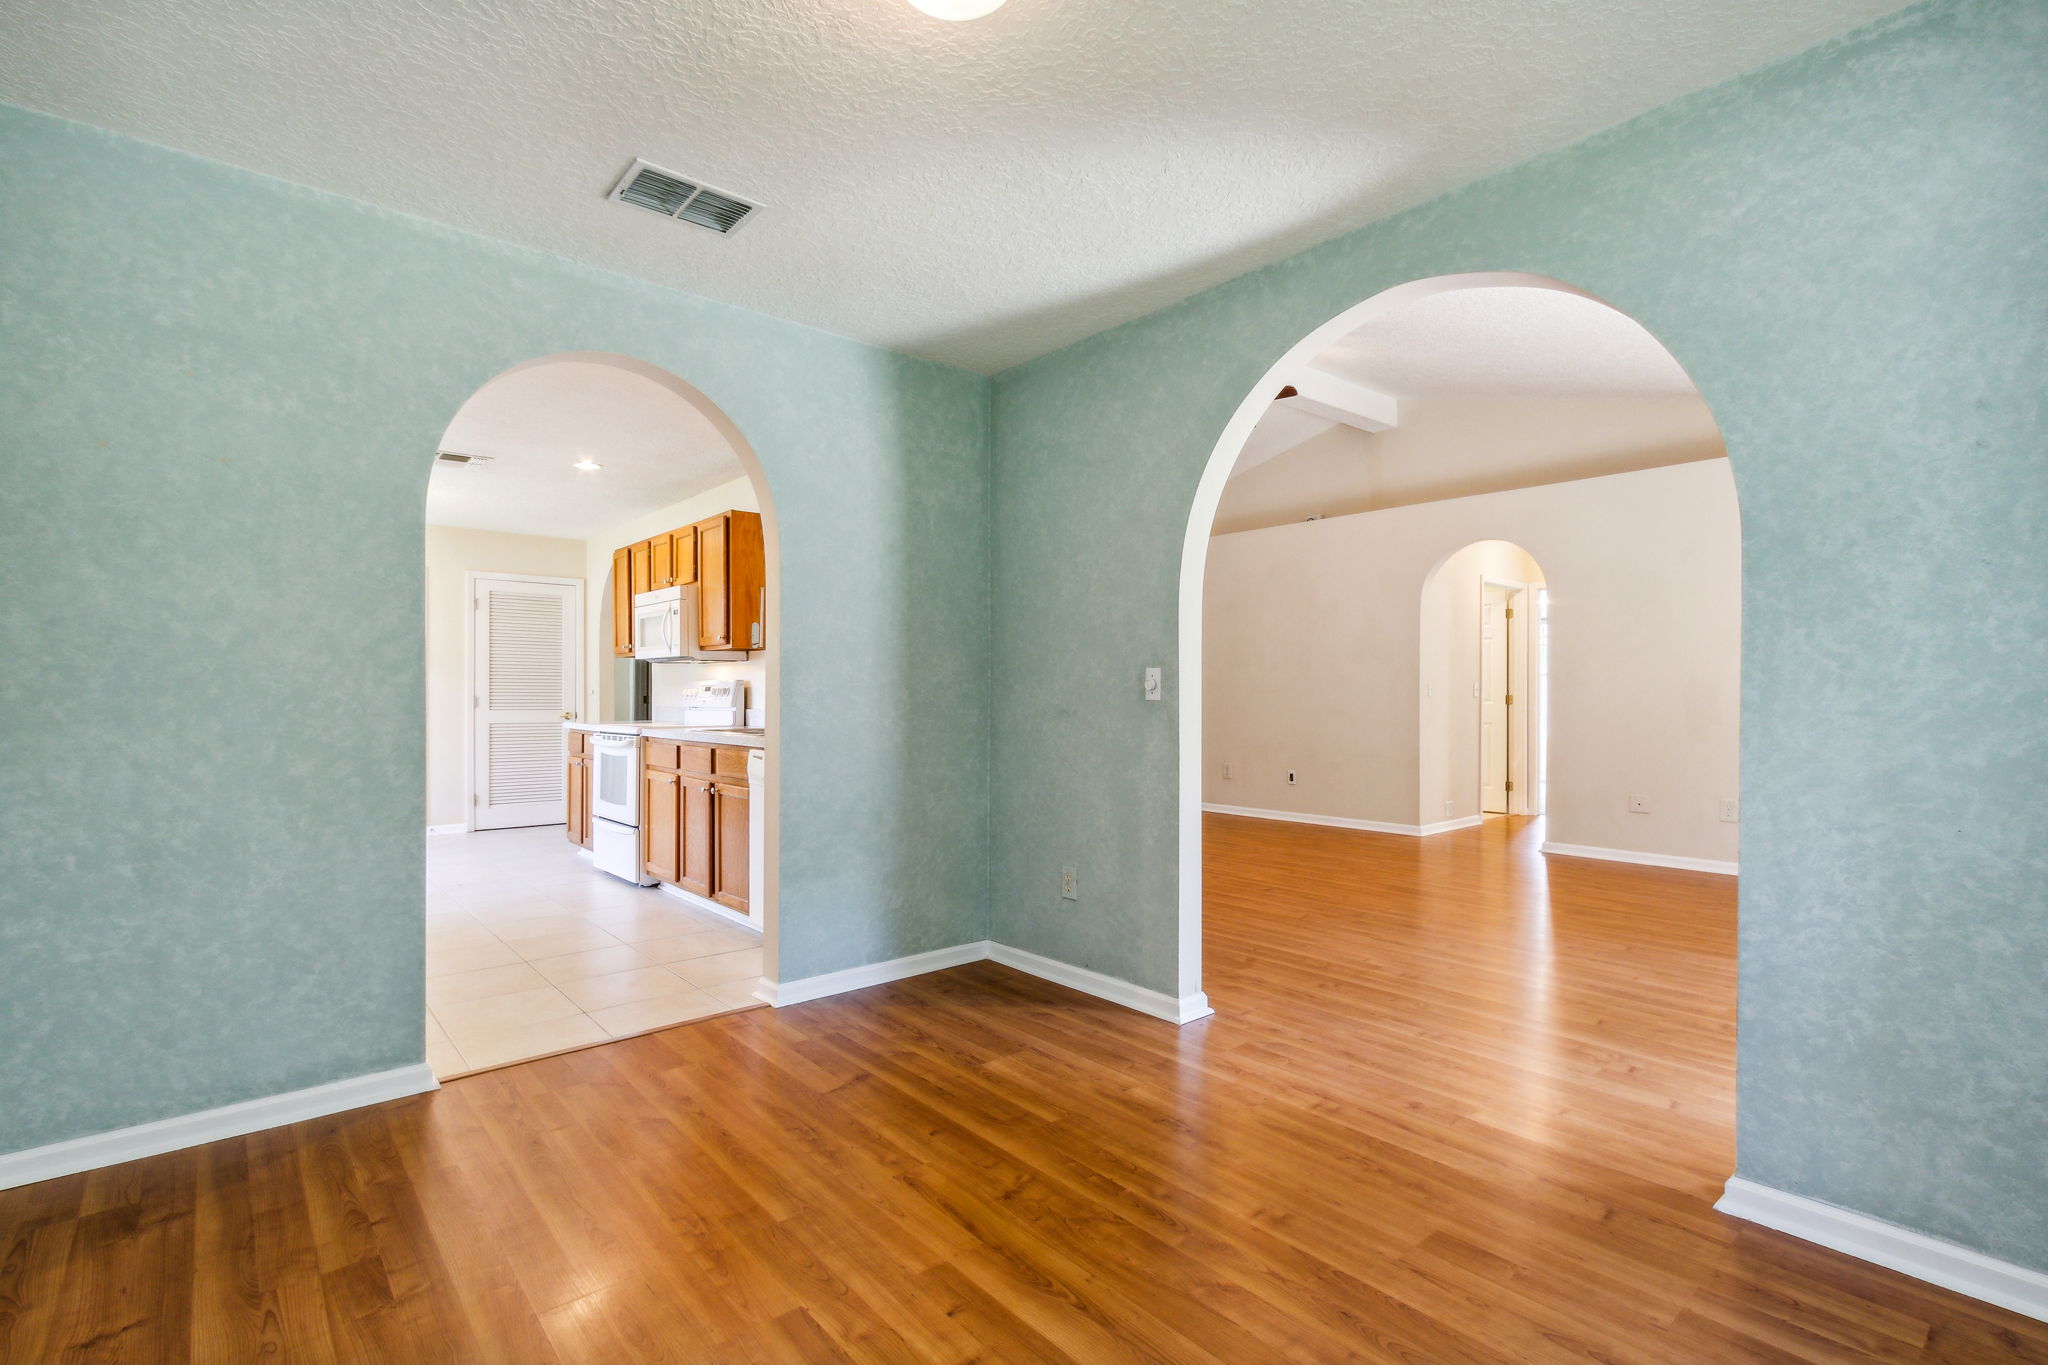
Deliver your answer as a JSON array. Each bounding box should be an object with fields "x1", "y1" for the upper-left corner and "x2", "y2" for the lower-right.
[
  {"x1": 1315, "y1": 286, "x2": 1700, "y2": 399},
  {"x1": 0, "y1": 0, "x2": 1909, "y2": 374},
  {"x1": 428, "y1": 357, "x2": 742, "y2": 538}
]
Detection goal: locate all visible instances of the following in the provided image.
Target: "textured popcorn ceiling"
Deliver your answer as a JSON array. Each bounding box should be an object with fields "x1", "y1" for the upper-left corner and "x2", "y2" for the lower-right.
[
  {"x1": 1316, "y1": 286, "x2": 1700, "y2": 399},
  {"x1": 0, "y1": 0, "x2": 1910, "y2": 373}
]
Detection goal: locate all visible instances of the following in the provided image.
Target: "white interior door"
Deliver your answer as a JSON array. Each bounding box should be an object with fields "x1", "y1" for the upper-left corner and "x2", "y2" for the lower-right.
[
  {"x1": 1480, "y1": 585, "x2": 1512, "y2": 814},
  {"x1": 471, "y1": 576, "x2": 581, "y2": 831}
]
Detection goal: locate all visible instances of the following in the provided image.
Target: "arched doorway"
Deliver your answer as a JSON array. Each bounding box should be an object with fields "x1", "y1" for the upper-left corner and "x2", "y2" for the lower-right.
[
  {"x1": 1183, "y1": 272, "x2": 1740, "y2": 1002},
  {"x1": 421, "y1": 352, "x2": 783, "y2": 1076}
]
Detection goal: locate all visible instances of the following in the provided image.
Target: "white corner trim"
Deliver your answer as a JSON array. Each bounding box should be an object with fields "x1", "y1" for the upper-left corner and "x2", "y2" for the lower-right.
[
  {"x1": 656, "y1": 882, "x2": 765, "y2": 934},
  {"x1": 425, "y1": 823, "x2": 469, "y2": 836},
  {"x1": 1202, "y1": 803, "x2": 1424, "y2": 837},
  {"x1": 987, "y1": 942, "x2": 1216, "y2": 1024},
  {"x1": 0, "y1": 1062, "x2": 439, "y2": 1193},
  {"x1": 1541, "y1": 841, "x2": 1737, "y2": 876},
  {"x1": 760, "y1": 941, "x2": 993, "y2": 1008},
  {"x1": 756, "y1": 941, "x2": 1214, "y2": 1025},
  {"x1": 1417, "y1": 814, "x2": 1488, "y2": 836},
  {"x1": 1716, "y1": 1177, "x2": 2048, "y2": 1323}
]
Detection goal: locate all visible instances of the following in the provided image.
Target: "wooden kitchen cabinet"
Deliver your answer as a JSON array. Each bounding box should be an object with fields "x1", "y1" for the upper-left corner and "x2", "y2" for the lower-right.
[
  {"x1": 712, "y1": 779, "x2": 750, "y2": 912},
  {"x1": 642, "y1": 738, "x2": 752, "y2": 917},
  {"x1": 566, "y1": 732, "x2": 592, "y2": 848},
  {"x1": 678, "y1": 776, "x2": 714, "y2": 898},
  {"x1": 643, "y1": 766, "x2": 680, "y2": 885},
  {"x1": 693, "y1": 510, "x2": 765, "y2": 652},
  {"x1": 607, "y1": 512, "x2": 760, "y2": 655},
  {"x1": 611, "y1": 546, "x2": 634, "y2": 656},
  {"x1": 629, "y1": 539, "x2": 654, "y2": 596},
  {"x1": 650, "y1": 533, "x2": 673, "y2": 591}
]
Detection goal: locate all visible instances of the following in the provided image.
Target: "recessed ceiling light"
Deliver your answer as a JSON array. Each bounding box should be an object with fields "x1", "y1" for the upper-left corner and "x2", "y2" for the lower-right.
[
  {"x1": 906, "y1": 0, "x2": 1006, "y2": 19},
  {"x1": 573, "y1": 456, "x2": 603, "y2": 471}
]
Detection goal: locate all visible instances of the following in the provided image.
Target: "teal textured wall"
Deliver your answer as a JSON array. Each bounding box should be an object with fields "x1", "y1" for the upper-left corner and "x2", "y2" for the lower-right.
[
  {"x1": 989, "y1": 0, "x2": 2046, "y2": 1271},
  {"x1": 0, "y1": 106, "x2": 992, "y2": 1154}
]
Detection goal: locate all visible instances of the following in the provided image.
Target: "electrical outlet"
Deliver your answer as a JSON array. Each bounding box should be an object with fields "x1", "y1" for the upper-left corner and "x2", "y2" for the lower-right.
[
  {"x1": 1287, "y1": 770, "x2": 1298, "y2": 786},
  {"x1": 1718, "y1": 798, "x2": 1740, "y2": 823},
  {"x1": 1220, "y1": 761, "x2": 1233, "y2": 780},
  {"x1": 1060, "y1": 865, "x2": 1078, "y2": 900},
  {"x1": 1629, "y1": 794, "x2": 1652, "y2": 814}
]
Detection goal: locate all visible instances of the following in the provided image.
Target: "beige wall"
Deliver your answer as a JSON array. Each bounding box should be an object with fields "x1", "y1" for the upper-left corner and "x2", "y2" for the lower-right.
[
  {"x1": 424, "y1": 525, "x2": 587, "y2": 829},
  {"x1": 582, "y1": 474, "x2": 765, "y2": 723},
  {"x1": 1213, "y1": 394, "x2": 1725, "y2": 535},
  {"x1": 1204, "y1": 458, "x2": 1740, "y2": 864}
]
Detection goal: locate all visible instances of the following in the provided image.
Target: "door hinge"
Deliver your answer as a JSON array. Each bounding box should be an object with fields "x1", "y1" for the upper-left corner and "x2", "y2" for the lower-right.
[
  {"x1": 1505, "y1": 780, "x2": 1515, "y2": 793},
  {"x1": 1505, "y1": 694, "x2": 1514, "y2": 706},
  {"x1": 1504, "y1": 606, "x2": 1514, "y2": 618}
]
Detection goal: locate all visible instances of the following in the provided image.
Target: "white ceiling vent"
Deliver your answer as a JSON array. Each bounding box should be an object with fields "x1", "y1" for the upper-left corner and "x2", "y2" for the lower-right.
[
  {"x1": 609, "y1": 159, "x2": 758, "y2": 235},
  {"x1": 435, "y1": 450, "x2": 495, "y2": 468}
]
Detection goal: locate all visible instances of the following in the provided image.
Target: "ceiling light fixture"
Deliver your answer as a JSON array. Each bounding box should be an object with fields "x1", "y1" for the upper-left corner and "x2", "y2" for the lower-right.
[
  {"x1": 906, "y1": 0, "x2": 1006, "y2": 19},
  {"x1": 573, "y1": 456, "x2": 603, "y2": 471}
]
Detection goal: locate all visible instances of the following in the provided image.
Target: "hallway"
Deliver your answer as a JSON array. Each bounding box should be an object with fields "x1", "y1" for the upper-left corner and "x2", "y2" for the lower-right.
[{"x1": 0, "y1": 817, "x2": 2037, "y2": 1362}]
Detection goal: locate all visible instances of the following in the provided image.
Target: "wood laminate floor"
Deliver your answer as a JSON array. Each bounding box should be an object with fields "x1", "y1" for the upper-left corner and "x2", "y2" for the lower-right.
[{"x1": 3, "y1": 814, "x2": 2042, "y2": 1362}]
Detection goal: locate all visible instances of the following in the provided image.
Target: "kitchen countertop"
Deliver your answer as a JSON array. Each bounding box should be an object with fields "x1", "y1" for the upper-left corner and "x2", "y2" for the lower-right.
[{"x1": 565, "y1": 720, "x2": 766, "y2": 750}]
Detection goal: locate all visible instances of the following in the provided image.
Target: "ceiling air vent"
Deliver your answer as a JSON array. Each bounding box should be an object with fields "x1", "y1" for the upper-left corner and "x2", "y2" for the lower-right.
[
  {"x1": 435, "y1": 451, "x2": 494, "y2": 468},
  {"x1": 609, "y1": 159, "x2": 758, "y2": 236}
]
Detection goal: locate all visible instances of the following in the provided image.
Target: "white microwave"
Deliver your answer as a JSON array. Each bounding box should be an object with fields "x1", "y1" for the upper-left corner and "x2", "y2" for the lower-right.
[{"x1": 633, "y1": 586, "x2": 747, "y2": 662}]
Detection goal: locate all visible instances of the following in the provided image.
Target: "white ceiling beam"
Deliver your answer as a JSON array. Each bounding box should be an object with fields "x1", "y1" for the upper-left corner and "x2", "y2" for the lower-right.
[{"x1": 1274, "y1": 368, "x2": 1400, "y2": 432}]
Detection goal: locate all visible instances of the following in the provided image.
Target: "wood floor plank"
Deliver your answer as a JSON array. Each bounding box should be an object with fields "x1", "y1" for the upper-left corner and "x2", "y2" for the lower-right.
[{"x1": 4, "y1": 814, "x2": 2043, "y2": 1362}]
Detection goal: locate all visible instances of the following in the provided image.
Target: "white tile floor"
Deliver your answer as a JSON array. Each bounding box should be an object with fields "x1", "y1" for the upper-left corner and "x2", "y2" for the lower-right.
[{"x1": 425, "y1": 825, "x2": 764, "y2": 1078}]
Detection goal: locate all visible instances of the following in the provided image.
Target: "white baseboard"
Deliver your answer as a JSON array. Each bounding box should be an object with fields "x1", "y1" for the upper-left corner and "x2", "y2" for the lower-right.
[
  {"x1": 1417, "y1": 814, "x2": 1489, "y2": 836},
  {"x1": 0, "y1": 1062, "x2": 439, "y2": 1193},
  {"x1": 987, "y1": 942, "x2": 1214, "y2": 1023},
  {"x1": 1203, "y1": 803, "x2": 1425, "y2": 836},
  {"x1": 1717, "y1": 1177, "x2": 2048, "y2": 1323},
  {"x1": 425, "y1": 823, "x2": 468, "y2": 836},
  {"x1": 760, "y1": 941, "x2": 993, "y2": 1007},
  {"x1": 656, "y1": 882, "x2": 765, "y2": 934},
  {"x1": 1541, "y1": 841, "x2": 1737, "y2": 875},
  {"x1": 758, "y1": 940, "x2": 1214, "y2": 1025}
]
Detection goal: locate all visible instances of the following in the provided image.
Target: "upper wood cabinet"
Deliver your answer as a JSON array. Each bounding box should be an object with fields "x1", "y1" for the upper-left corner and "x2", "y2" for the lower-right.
[
  {"x1": 610, "y1": 546, "x2": 634, "y2": 657},
  {"x1": 629, "y1": 539, "x2": 654, "y2": 597},
  {"x1": 650, "y1": 533, "x2": 673, "y2": 591},
  {"x1": 608, "y1": 510, "x2": 764, "y2": 657},
  {"x1": 694, "y1": 510, "x2": 765, "y2": 652}
]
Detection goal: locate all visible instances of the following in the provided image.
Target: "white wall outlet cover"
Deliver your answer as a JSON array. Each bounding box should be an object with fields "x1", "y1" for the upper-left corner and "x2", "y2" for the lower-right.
[
  {"x1": 1629, "y1": 794, "x2": 1652, "y2": 813},
  {"x1": 1719, "y1": 798, "x2": 1740, "y2": 822},
  {"x1": 1221, "y1": 761, "x2": 1233, "y2": 779},
  {"x1": 1060, "y1": 866, "x2": 1078, "y2": 900},
  {"x1": 1143, "y1": 666, "x2": 1163, "y2": 701},
  {"x1": 1287, "y1": 770, "x2": 1299, "y2": 785}
]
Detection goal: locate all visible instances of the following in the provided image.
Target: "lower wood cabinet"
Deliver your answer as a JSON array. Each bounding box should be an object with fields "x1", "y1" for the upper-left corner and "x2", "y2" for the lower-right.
[
  {"x1": 643, "y1": 767, "x2": 681, "y2": 885},
  {"x1": 712, "y1": 779, "x2": 749, "y2": 911},
  {"x1": 679, "y1": 776, "x2": 713, "y2": 898},
  {"x1": 566, "y1": 732, "x2": 592, "y2": 848},
  {"x1": 642, "y1": 738, "x2": 751, "y2": 916}
]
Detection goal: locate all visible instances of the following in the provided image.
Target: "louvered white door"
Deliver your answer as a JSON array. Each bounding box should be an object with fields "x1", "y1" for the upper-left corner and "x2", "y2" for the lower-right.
[{"x1": 471, "y1": 576, "x2": 581, "y2": 831}]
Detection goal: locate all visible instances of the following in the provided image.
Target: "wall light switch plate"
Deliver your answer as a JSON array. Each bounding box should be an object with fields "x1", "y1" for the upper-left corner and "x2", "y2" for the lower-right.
[
  {"x1": 1220, "y1": 761, "x2": 1233, "y2": 780},
  {"x1": 1142, "y1": 666, "x2": 1162, "y2": 701},
  {"x1": 1719, "y1": 798, "x2": 1740, "y2": 823},
  {"x1": 1060, "y1": 866, "x2": 1078, "y2": 900}
]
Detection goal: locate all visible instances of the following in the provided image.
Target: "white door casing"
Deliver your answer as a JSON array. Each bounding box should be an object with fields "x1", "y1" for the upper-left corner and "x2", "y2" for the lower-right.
[
  {"x1": 1481, "y1": 584, "x2": 1511, "y2": 814},
  {"x1": 469, "y1": 574, "x2": 581, "y2": 831}
]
